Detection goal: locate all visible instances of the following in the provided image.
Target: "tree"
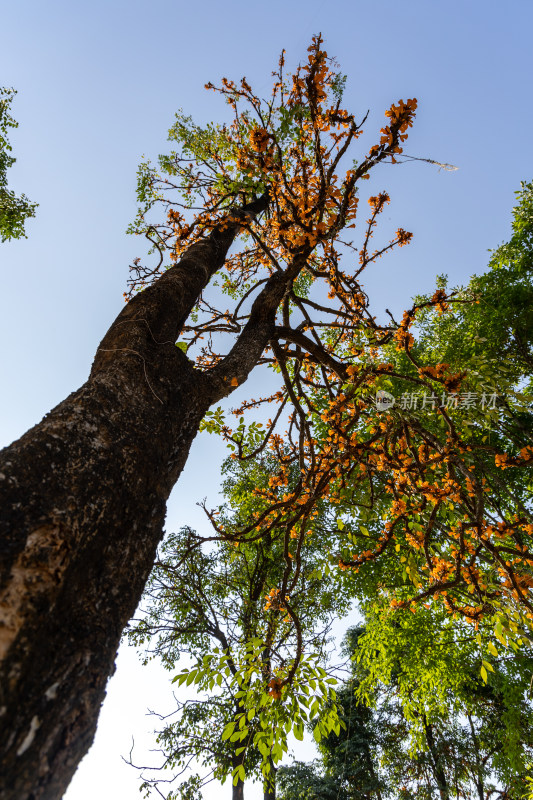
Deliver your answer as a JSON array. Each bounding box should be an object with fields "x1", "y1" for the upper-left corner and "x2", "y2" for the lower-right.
[
  {"x1": 0, "y1": 38, "x2": 422, "y2": 799},
  {"x1": 0, "y1": 87, "x2": 37, "y2": 241},
  {"x1": 127, "y1": 455, "x2": 351, "y2": 800},
  {"x1": 356, "y1": 604, "x2": 533, "y2": 798},
  {"x1": 277, "y1": 635, "x2": 385, "y2": 800},
  {"x1": 279, "y1": 618, "x2": 533, "y2": 800}
]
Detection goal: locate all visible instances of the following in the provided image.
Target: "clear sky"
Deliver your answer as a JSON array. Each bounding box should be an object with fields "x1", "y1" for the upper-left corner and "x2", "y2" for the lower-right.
[{"x1": 1, "y1": 1, "x2": 531, "y2": 797}]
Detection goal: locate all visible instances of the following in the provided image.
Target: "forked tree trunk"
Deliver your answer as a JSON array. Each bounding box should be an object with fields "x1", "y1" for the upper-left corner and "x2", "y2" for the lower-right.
[{"x1": 0, "y1": 197, "x2": 277, "y2": 799}]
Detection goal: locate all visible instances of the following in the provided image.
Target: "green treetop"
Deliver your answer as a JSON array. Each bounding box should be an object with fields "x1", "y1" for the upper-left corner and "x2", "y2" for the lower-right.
[{"x1": 0, "y1": 87, "x2": 37, "y2": 242}]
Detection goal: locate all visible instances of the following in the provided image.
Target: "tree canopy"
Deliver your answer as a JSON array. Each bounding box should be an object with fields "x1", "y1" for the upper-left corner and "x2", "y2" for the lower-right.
[
  {"x1": 279, "y1": 619, "x2": 533, "y2": 800},
  {"x1": 129, "y1": 37, "x2": 533, "y2": 636},
  {"x1": 130, "y1": 178, "x2": 533, "y2": 796},
  {"x1": 127, "y1": 456, "x2": 352, "y2": 798}
]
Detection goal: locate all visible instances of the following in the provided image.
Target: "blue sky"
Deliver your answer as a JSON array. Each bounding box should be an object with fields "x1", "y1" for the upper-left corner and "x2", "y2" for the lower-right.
[{"x1": 1, "y1": 1, "x2": 531, "y2": 797}]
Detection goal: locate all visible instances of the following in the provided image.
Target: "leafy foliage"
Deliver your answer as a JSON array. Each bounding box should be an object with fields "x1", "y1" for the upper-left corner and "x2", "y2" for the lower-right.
[
  {"x1": 127, "y1": 458, "x2": 352, "y2": 795},
  {"x1": 280, "y1": 621, "x2": 533, "y2": 799},
  {"x1": 0, "y1": 88, "x2": 37, "y2": 242},
  {"x1": 326, "y1": 183, "x2": 533, "y2": 630}
]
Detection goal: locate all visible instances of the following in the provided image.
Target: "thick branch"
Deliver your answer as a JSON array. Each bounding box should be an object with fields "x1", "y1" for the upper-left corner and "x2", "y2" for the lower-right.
[
  {"x1": 273, "y1": 326, "x2": 348, "y2": 380},
  {"x1": 207, "y1": 264, "x2": 297, "y2": 401}
]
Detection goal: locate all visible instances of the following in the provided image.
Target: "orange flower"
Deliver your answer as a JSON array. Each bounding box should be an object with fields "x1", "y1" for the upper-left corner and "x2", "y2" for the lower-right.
[
  {"x1": 249, "y1": 126, "x2": 270, "y2": 152},
  {"x1": 268, "y1": 677, "x2": 283, "y2": 699},
  {"x1": 396, "y1": 228, "x2": 413, "y2": 247}
]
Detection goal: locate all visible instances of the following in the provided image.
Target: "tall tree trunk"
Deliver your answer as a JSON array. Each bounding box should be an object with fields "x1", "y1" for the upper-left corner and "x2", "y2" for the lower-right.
[
  {"x1": 263, "y1": 757, "x2": 276, "y2": 800},
  {"x1": 423, "y1": 717, "x2": 450, "y2": 800},
  {"x1": 0, "y1": 197, "x2": 277, "y2": 799},
  {"x1": 232, "y1": 778, "x2": 245, "y2": 800},
  {"x1": 467, "y1": 713, "x2": 485, "y2": 800}
]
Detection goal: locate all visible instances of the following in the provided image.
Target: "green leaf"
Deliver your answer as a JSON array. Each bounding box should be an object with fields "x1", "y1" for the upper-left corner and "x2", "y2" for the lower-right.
[{"x1": 221, "y1": 722, "x2": 236, "y2": 741}]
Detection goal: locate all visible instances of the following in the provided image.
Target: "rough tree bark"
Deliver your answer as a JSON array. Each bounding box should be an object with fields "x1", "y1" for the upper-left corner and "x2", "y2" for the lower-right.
[{"x1": 0, "y1": 196, "x2": 277, "y2": 799}]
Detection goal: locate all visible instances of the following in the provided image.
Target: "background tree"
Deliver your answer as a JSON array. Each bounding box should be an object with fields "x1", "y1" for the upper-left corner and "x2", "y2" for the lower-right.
[
  {"x1": 127, "y1": 455, "x2": 352, "y2": 799},
  {"x1": 0, "y1": 87, "x2": 37, "y2": 241},
  {"x1": 277, "y1": 634, "x2": 385, "y2": 800},
  {"x1": 279, "y1": 618, "x2": 533, "y2": 800},
  {"x1": 1, "y1": 38, "x2": 423, "y2": 798},
  {"x1": 357, "y1": 604, "x2": 533, "y2": 798}
]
